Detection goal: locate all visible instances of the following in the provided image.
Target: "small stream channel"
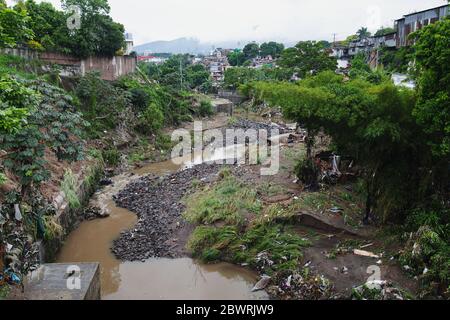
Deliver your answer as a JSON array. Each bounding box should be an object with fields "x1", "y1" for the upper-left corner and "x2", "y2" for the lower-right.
[{"x1": 56, "y1": 156, "x2": 268, "y2": 300}]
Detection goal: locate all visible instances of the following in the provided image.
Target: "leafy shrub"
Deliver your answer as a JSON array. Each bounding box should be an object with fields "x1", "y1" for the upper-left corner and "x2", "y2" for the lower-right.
[
  {"x1": 102, "y1": 147, "x2": 121, "y2": 166},
  {"x1": 0, "y1": 172, "x2": 7, "y2": 186},
  {"x1": 198, "y1": 100, "x2": 213, "y2": 117}
]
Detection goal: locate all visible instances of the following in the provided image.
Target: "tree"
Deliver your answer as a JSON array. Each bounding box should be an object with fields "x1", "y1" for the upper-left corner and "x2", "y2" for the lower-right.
[
  {"x1": 227, "y1": 50, "x2": 246, "y2": 66},
  {"x1": 61, "y1": 0, "x2": 125, "y2": 57},
  {"x1": 243, "y1": 71, "x2": 428, "y2": 224},
  {"x1": 412, "y1": 17, "x2": 450, "y2": 159},
  {"x1": 0, "y1": 5, "x2": 34, "y2": 47},
  {"x1": 260, "y1": 41, "x2": 284, "y2": 58},
  {"x1": 356, "y1": 27, "x2": 371, "y2": 39},
  {"x1": 374, "y1": 26, "x2": 395, "y2": 37},
  {"x1": 23, "y1": 0, "x2": 66, "y2": 50},
  {"x1": 278, "y1": 41, "x2": 337, "y2": 78},
  {"x1": 243, "y1": 42, "x2": 260, "y2": 59}
]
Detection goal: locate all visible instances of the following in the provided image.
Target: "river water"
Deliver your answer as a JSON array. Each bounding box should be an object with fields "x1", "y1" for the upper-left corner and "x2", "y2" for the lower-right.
[{"x1": 56, "y1": 157, "x2": 268, "y2": 300}]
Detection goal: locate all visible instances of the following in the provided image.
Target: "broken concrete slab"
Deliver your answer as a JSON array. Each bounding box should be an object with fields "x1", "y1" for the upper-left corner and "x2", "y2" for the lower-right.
[
  {"x1": 276, "y1": 211, "x2": 363, "y2": 237},
  {"x1": 23, "y1": 263, "x2": 101, "y2": 300}
]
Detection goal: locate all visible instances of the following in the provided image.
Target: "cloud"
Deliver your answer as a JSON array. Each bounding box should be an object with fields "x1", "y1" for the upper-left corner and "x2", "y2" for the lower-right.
[{"x1": 30, "y1": 0, "x2": 448, "y2": 45}]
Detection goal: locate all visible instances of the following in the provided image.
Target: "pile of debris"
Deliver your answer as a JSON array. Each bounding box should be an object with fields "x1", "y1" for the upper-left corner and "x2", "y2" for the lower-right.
[
  {"x1": 83, "y1": 206, "x2": 110, "y2": 221},
  {"x1": 266, "y1": 270, "x2": 335, "y2": 300},
  {"x1": 314, "y1": 151, "x2": 357, "y2": 185},
  {"x1": 352, "y1": 280, "x2": 409, "y2": 300}
]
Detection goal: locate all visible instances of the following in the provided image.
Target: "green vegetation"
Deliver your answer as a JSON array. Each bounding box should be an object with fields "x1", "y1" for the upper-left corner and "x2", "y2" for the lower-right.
[
  {"x1": 278, "y1": 41, "x2": 337, "y2": 78},
  {"x1": 0, "y1": 0, "x2": 125, "y2": 57},
  {"x1": 378, "y1": 47, "x2": 413, "y2": 73},
  {"x1": 140, "y1": 54, "x2": 211, "y2": 93},
  {"x1": 184, "y1": 174, "x2": 310, "y2": 275},
  {"x1": 374, "y1": 26, "x2": 395, "y2": 37},
  {"x1": 240, "y1": 17, "x2": 450, "y2": 296},
  {"x1": 227, "y1": 41, "x2": 284, "y2": 67},
  {"x1": 223, "y1": 66, "x2": 291, "y2": 90},
  {"x1": 198, "y1": 99, "x2": 213, "y2": 118},
  {"x1": 183, "y1": 175, "x2": 261, "y2": 226},
  {"x1": 61, "y1": 169, "x2": 81, "y2": 209}
]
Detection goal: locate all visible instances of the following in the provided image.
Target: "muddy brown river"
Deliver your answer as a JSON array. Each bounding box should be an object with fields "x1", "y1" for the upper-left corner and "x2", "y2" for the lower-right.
[{"x1": 56, "y1": 158, "x2": 268, "y2": 300}]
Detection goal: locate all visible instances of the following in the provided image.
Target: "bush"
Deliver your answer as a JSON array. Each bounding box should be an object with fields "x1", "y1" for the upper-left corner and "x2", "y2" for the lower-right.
[
  {"x1": 102, "y1": 147, "x2": 121, "y2": 167},
  {"x1": 198, "y1": 100, "x2": 213, "y2": 117}
]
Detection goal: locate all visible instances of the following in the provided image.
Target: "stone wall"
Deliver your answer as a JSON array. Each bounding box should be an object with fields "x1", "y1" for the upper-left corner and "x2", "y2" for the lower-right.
[
  {"x1": 218, "y1": 89, "x2": 245, "y2": 105},
  {"x1": 0, "y1": 47, "x2": 136, "y2": 81},
  {"x1": 42, "y1": 161, "x2": 105, "y2": 262}
]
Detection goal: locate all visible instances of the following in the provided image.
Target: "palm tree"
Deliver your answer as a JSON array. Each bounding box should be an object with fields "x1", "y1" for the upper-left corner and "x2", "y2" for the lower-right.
[{"x1": 356, "y1": 27, "x2": 371, "y2": 39}]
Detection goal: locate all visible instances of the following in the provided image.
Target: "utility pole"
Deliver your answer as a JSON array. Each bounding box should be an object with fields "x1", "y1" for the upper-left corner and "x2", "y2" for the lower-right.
[
  {"x1": 332, "y1": 33, "x2": 337, "y2": 46},
  {"x1": 179, "y1": 58, "x2": 183, "y2": 90}
]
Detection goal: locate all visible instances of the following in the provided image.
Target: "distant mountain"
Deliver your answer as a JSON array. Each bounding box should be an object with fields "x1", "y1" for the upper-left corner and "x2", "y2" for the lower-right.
[
  {"x1": 134, "y1": 38, "x2": 207, "y2": 55},
  {"x1": 133, "y1": 37, "x2": 297, "y2": 55},
  {"x1": 134, "y1": 38, "x2": 262, "y2": 55}
]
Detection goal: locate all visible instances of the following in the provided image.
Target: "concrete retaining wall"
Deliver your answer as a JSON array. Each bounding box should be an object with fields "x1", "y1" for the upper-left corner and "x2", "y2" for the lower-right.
[
  {"x1": 218, "y1": 89, "x2": 245, "y2": 105},
  {"x1": 42, "y1": 161, "x2": 105, "y2": 262},
  {"x1": 0, "y1": 47, "x2": 136, "y2": 81}
]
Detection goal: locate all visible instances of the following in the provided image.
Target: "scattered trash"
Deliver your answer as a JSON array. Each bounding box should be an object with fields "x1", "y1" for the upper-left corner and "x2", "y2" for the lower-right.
[
  {"x1": 285, "y1": 275, "x2": 292, "y2": 288},
  {"x1": 423, "y1": 267, "x2": 429, "y2": 275},
  {"x1": 266, "y1": 270, "x2": 335, "y2": 300},
  {"x1": 352, "y1": 280, "x2": 409, "y2": 300},
  {"x1": 255, "y1": 251, "x2": 274, "y2": 270},
  {"x1": 341, "y1": 266, "x2": 348, "y2": 274},
  {"x1": 376, "y1": 260, "x2": 383, "y2": 265},
  {"x1": 304, "y1": 261, "x2": 312, "y2": 268},
  {"x1": 354, "y1": 249, "x2": 380, "y2": 259},
  {"x1": 14, "y1": 204, "x2": 23, "y2": 222},
  {"x1": 329, "y1": 207, "x2": 343, "y2": 214},
  {"x1": 252, "y1": 276, "x2": 271, "y2": 292}
]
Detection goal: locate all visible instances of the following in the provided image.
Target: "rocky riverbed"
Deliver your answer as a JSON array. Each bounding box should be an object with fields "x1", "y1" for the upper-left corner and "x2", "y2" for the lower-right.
[{"x1": 112, "y1": 164, "x2": 229, "y2": 261}]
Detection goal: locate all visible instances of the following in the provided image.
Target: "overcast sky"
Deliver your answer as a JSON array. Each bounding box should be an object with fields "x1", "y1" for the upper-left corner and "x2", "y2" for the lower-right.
[{"x1": 13, "y1": 0, "x2": 449, "y2": 45}]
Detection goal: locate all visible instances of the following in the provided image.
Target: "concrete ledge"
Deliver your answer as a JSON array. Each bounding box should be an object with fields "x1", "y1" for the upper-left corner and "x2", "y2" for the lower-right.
[
  {"x1": 24, "y1": 263, "x2": 101, "y2": 300},
  {"x1": 276, "y1": 211, "x2": 367, "y2": 237}
]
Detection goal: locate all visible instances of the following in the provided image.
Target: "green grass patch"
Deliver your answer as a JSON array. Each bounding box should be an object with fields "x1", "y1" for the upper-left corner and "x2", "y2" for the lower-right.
[
  {"x1": 183, "y1": 175, "x2": 262, "y2": 226},
  {"x1": 61, "y1": 169, "x2": 80, "y2": 209},
  {"x1": 184, "y1": 173, "x2": 311, "y2": 274}
]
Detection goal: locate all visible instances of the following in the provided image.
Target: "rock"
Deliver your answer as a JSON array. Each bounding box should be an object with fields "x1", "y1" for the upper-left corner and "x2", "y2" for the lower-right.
[
  {"x1": 252, "y1": 276, "x2": 271, "y2": 292},
  {"x1": 99, "y1": 178, "x2": 113, "y2": 186},
  {"x1": 112, "y1": 164, "x2": 228, "y2": 261}
]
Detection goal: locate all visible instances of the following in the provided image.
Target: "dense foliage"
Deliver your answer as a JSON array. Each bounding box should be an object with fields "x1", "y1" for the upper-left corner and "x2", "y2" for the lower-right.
[
  {"x1": 0, "y1": 0, "x2": 125, "y2": 57},
  {"x1": 278, "y1": 41, "x2": 337, "y2": 78},
  {"x1": 0, "y1": 75, "x2": 86, "y2": 194},
  {"x1": 141, "y1": 54, "x2": 211, "y2": 93}
]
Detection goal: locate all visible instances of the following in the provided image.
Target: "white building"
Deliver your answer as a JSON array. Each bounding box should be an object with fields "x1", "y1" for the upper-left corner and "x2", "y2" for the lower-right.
[{"x1": 124, "y1": 33, "x2": 134, "y2": 55}]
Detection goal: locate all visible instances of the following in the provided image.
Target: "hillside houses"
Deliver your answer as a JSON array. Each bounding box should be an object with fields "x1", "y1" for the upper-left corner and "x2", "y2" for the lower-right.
[
  {"x1": 332, "y1": 4, "x2": 449, "y2": 60},
  {"x1": 201, "y1": 48, "x2": 231, "y2": 84},
  {"x1": 395, "y1": 4, "x2": 449, "y2": 47}
]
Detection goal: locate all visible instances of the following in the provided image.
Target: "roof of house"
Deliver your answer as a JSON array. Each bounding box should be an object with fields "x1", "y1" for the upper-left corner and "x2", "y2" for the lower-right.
[{"x1": 395, "y1": 4, "x2": 449, "y2": 21}]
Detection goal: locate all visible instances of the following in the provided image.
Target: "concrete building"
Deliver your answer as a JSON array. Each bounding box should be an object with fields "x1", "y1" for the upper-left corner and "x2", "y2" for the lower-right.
[
  {"x1": 395, "y1": 4, "x2": 449, "y2": 47},
  {"x1": 124, "y1": 32, "x2": 134, "y2": 55}
]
